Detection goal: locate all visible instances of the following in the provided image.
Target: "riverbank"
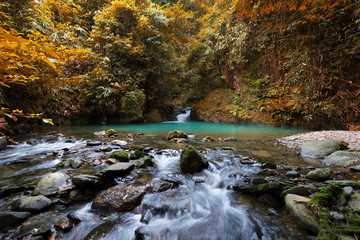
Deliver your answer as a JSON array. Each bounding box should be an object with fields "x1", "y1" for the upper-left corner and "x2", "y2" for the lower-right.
[{"x1": 277, "y1": 130, "x2": 360, "y2": 150}]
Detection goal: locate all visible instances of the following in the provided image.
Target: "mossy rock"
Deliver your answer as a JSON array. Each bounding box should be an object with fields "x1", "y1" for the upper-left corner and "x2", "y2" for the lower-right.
[
  {"x1": 180, "y1": 145, "x2": 206, "y2": 173},
  {"x1": 236, "y1": 182, "x2": 293, "y2": 197},
  {"x1": 131, "y1": 156, "x2": 155, "y2": 168},
  {"x1": 306, "y1": 168, "x2": 331, "y2": 180},
  {"x1": 109, "y1": 151, "x2": 129, "y2": 162},
  {"x1": 129, "y1": 145, "x2": 145, "y2": 151},
  {"x1": 308, "y1": 184, "x2": 343, "y2": 207},
  {"x1": 317, "y1": 217, "x2": 337, "y2": 240},
  {"x1": 281, "y1": 186, "x2": 311, "y2": 198},
  {"x1": 167, "y1": 130, "x2": 188, "y2": 140},
  {"x1": 105, "y1": 129, "x2": 118, "y2": 136},
  {"x1": 257, "y1": 168, "x2": 275, "y2": 176},
  {"x1": 56, "y1": 161, "x2": 67, "y2": 168}
]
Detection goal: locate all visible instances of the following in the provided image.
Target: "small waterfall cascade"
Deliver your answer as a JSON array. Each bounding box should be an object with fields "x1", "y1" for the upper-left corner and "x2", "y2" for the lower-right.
[{"x1": 176, "y1": 107, "x2": 191, "y2": 122}]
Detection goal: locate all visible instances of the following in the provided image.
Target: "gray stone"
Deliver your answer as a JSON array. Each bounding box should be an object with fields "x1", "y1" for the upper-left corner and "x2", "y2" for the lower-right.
[
  {"x1": 331, "y1": 211, "x2": 345, "y2": 220},
  {"x1": 100, "y1": 162, "x2": 134, "y2": 178},
  {"x1": 306, "y1": 168, "x2": 331, "y2": 180},
  {"x1": 300, "y1": 140, "x2": 348, "y2": 158},
  {"x1": 325, "y1": 180, "x2": 360, "y2": 188},
  {"x1": 285, "y1": 194, "x2": 319, "y2": 234},
  {"x1": 94, "y1": 131, "x2": 106, "y2": 136},
  {"x1": 33, "y1": 172, "x2": 72, "y2": 196},
  {"x1": 72, "y1": 175, "x2": 106, "y2": 189},
  {"x1": 11, "y1": 195, "x2": 52, "y2": 212},
  {"x1": 54, "y1": 217, "x2": 74, "y2": 233},
  {"x1": 0, "y1": 136, "x2": 6, "y2": 150},
  {"x1": 286, "y1": 171, "x2": 300, "y2": 178},
  {"x1": 180, "y1": 145, "x2": 207, "y2": 173},
  {"x1": 111, "y1": 140, "x2": 128, "y2": 146},
  {"x1": 70, "y1": 159, "x2": 83, "y2": 169},
  {"x1": 0, "y1": 211, "x2": 31, "y2": 229},
  {"x1": 322, "y1": 151, "x2": 360, "y2": 166},
  {"x1": 87, "y1": 141, "x2": 102, "y2": 146},
  {"x1": 343, "y1": 186, "x2": 353, "y2": 195},
  {"x1": 91, "y1": 184, "x2": 147, "y2": 211}
]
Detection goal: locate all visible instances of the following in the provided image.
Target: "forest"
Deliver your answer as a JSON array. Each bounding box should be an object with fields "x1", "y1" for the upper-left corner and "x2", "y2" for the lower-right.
[{"x1": 1, "y1": 0, "x2": 360, "y2": 129}]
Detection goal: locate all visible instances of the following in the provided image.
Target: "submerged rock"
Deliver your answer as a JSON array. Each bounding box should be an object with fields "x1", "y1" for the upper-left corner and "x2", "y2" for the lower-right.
[
  {"x1": 167, "y1": 130, "x2": 188, "y2": 140},
  {"x1": 179, "y1": 145, "x2": 207, "y2": 173},
  {"x1": 11, "y1": 195, "x2": 52, "y2": 212},
  {"x1": 0, "y1": 136, "x2": 6, "y2": 150},
  {"x1": 91, "y1": 184, "x2": 147, "y2": 211},
  {"x1": 83, "y1": 221, "x2": 116, "y2": 240},
  {"x1": 100, "y1": 162, "x2": 134, "y2": 178},
  {"x1": 300, "y1": 140, "x2": 348, "y2": 158},
  {"x1": 306, "y1": 168, "x2": 331, "y2": 180},
  {"x1": 32, "y1": 172, "x2": 72, "y2": 196},
  {"x1": 285, "y1": 194, "x2": 319, "y2": 234},
  {"x1": 54, "y1": 217, "x2": 74, "y2": 233},
  {"x1": 0, "y1": 211, "x2": 31, "y2": 229},
  {"x1": 322, "y1": 151, "x2": 360, "y2": 166}
]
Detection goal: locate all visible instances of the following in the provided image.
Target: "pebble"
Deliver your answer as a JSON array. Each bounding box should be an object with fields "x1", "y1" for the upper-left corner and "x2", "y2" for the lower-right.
[{"x1": 343, "y1": 186, "x2": 353, "y2": 195}]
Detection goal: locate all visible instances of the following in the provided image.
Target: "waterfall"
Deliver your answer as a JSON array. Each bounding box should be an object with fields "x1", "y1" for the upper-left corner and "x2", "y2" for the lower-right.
[{"x1": 176, "y1": 107, "x2": 191, "y2": 122}]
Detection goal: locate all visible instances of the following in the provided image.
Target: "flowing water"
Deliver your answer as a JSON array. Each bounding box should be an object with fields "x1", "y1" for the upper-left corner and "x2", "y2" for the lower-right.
[{"x1": 0, "y1": 115, "x2": 318, "y2": 240}]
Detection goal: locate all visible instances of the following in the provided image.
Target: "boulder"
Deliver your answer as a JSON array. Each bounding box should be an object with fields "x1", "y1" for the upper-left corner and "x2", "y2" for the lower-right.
[
  {"x1": 83, "y1": 221, "x2": 116, "y2": 240},
  {"x1": 348, "y1": 192, "x2": 360, "y2": 211},
  {"x1": 281, "y1": 186, "x2": 311, "y2": 198},
  {"x1": 12, "y1": 195, "x2": 52, "y2": 212},
  {"x1": 105, "y1": 129, "x2": 117, "y2": 136},
  {"x1": 322, "y1": 151, "x2": 360, "y2": 166},
  {"x1": 285, "y1": 194, "x2": 319, "y2": 234},
  {"x1": 71, "y1": 175, "x2": 106, "y2": 189},
  {"x1": 300, "y1": 140, "x2": 348, "y2": 158},
  {"x1": 33, "y1": 172, "x2": 72, "y2": 196},
  {"x1": 167, "y1": 130, "x2": 188, "y2": 140},
  {"x1": 179, "y1": 145, "x2": 207, "y2": 173},
  {"x1": 0, "y1": 211, "x2": 31, "y2": 229},
  {"x1": 54, "y1": 217, "x2": 74, "y2": 233},
  {"x1": 306, "y1": 168, "x2": 331, "y2": 180},
  {"x1": 148, "y1": 179, "x2": 177, "y2": 193},
  {"x1": 100, "y1": 162, "x2": 134, "y2": 178},
  {"x1": 0, "y1": 136, "x2": 6, "y2": 150},
  {"x1": 91, "y1": 184, "x2": 147, "y2": 211},
  {"x1": 109, "y1": 151, "x2": 129, "y2": 162}
]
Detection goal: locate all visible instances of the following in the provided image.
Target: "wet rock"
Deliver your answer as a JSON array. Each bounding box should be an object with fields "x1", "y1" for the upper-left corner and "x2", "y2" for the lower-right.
[
  {"x1": 0, "y1": 136, "x2": 7, "y2": 149},
  {"x1": 283, "y1": 165, "x2": 301, "y2": 171},
  {"x1": 223, "y1": 137, "x2": 238, "y2": 142},
  {"x1": 285, "y1": 194, "x2": 319, "y2": 234},
  {"x1": 348, "y1": 192, "x2": 360, "y2": 211},
  {"x1": 180, "y1": 145, "x2": 207, "y2": 173},
  {"x1": 54, "y1": 217, "x2": 73, "y2": 232},
  {"x1": 131, "y1": 156, "x2": 155, "y2": 168},
  {"x1": 87, "y1": 141, "x2": 102, "y2": 146},
  {"x1": 281, "y1": 186, "x2": 311, "y2": 198},
  {"x1": 33, "y1": 172, "x2": 72, "y2": 196},
  {"x1": 260, "y1": 162, "x2": 277, "y2": 169},
  {"x1": 84, "y1": 221, "x2": 117, "y2": 240},
  {"x1": 161, "y1": 176, "x2": 184, "y2": 185},
  {"x1": 100, "y1": 146, "x2": 112, "y2": 152},
  {"x1": 234, "y1": 182, "x2": 290, "y2": 197},
  {"x1": 106, "y1": 158, "x2": 119, "y2": 164},
  {"x1": 109, "y1": 151, "x2": 129, "y2": 162},
  {"x1": 286, "y1": 171, "x2": 300, "y2": 178},
  {"x1": 67, "y1": 212, "x2": 81, "y2": 224},
  {"x1": 257, "y1": 168, "x2": 275, "y2": 176},
  {"x1": 92, "y1": 184, "x2": 147, "y2": 211},
  {"x1": 111, "y1": 140, "x2": 128, "y2": 146},
  {"x1": 72, "y1": 174, "x2": 107, "y2": 189},
  {"x1": 258, "y1": 193, "x2": 281, "y2": 208},
  {"x1": 331, "y1": 211, "x2": 345, "y2": 220},
  {"x1": 148, "y1": 179, "x2": 177, "y2": 193},
  {"x1": 0, "y1": 211, "x2": 31, "y2": 229},
  {"x1": 252, "y1": 177, "x2": 268, "y2": 185},
  {"x1": 306, "y1": 168, "x2": 331, "y2": 180},
  {"x1": 325, "y1": 180, "x2": 360, "y2": 188},
  {"x1": 322, "y1": 151, "x2": 360, "y2": 166},
  {"x1": 350, "y1": 166, "x2": 360, "y2": 172},
  {"x1": 202, "y1": 136, "x2": 214, "y2": 142},
  {"x1": 140, "y1": 209, "x2": 153, "y2": 224},
  {"x1": 12, "y1": 195, "x2": 52, "y2": 212},
  {"x1": 167, "y1": 130, "x2": 188, "y2": 140},
  {"x1": 100, "y1": 162, "x2": 134, "y2": 178},
  {"x1": 300, "y1": 140, "x2": 348, "y2": 158},
  {"x1": 70, "y1": 159, "x2": 83, "y2": 169},
  {"x1": 105, "y1": 129, "x2": 117, "y2": 136},
  {"x1": 69, "y1": 189, "x2": 95, "y2": 202}
]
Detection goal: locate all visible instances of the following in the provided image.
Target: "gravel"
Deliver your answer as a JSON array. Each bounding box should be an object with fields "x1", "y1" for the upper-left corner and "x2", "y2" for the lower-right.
[{"x1": 277, "y1": 131, "x2": 360, "y2": 150}]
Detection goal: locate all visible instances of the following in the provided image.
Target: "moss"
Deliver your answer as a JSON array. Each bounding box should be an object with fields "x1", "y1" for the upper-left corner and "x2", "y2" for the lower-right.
[
  {"x1": 317, "y1": 218, "x2": 337, "y2": 240},
  {"x1": 56, "y1": 161, "x2": 66, "y2": 168},
  {"x1": 131, "y1": 156, "x2": 154, "y2": 168},
  {"x1": 105, "y1": 129, "x2": 117, "y2": 136},
  {"x1": 308, "y1": 192, "x2": 333, "y2": 207},
  {"x1": 335, "y1": 226, "x2": 360, "y2": 235},
  {"x1": 129, "y1": 145, "x2": 144, "y2": 152},
  {"x1": 109, "y1": 151, "x2": 129, "y2": 162},
  {"x1": 346, "y1": 214, "x2": 360, "y2": 225}
]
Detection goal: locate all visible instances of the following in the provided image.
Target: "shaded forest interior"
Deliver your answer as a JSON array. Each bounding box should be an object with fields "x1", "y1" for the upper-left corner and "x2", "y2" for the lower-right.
[{"x1": 1, "y1": 0, "x2": 359, "y2": 129}]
